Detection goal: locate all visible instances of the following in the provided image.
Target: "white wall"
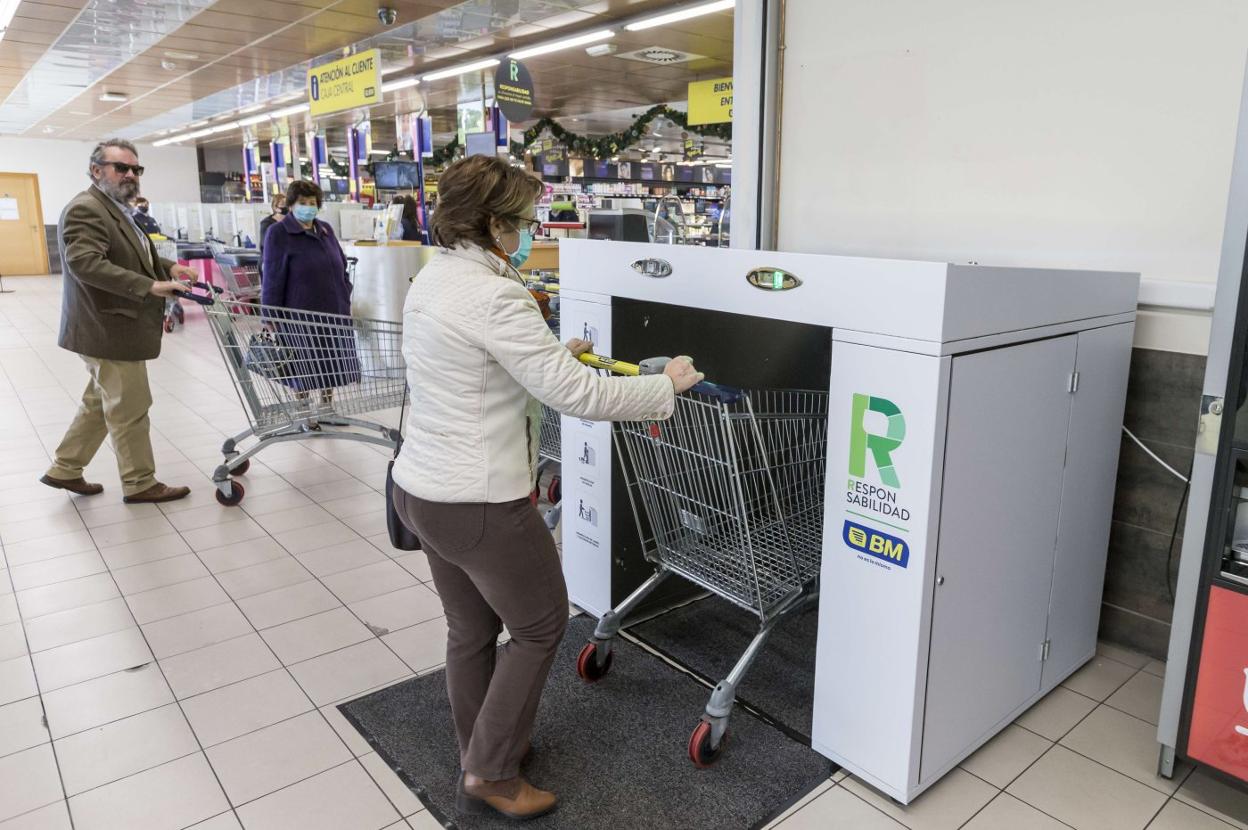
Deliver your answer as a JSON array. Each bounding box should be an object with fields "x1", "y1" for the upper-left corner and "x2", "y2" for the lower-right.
[
  {"x1": 0, "y1": 137, "x2": 200, "y2": 225},
  {"x1": 777, "y1": 0, "x2": 1248, "y2": 354}
]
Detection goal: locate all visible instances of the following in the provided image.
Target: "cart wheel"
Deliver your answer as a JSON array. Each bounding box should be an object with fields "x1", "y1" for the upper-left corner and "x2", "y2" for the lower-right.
[
  {"x1": 230, "y1": 458, "x2": 250, "y2": 476},
  {"x1": 215, "y1": 480, "x2": 245, "y2": 507},
  {"x1": 547, "y1": 477, "x2": 561, "y2": 504},
  {"x1": 530, "y1": 485, "x2": 540, "y2": 506},
  {"x1": 173, "y1": 304, "x2": 185, "y2": 322},
  {"x1": 576, "y1": 641, "x2": 613, "y2": 682},
  {"x1": 163, "y1": 318, "x2": 175, "y2": 333},
  {"x1": 688, "y1": 720, "x2": 728, "y2": 768}
]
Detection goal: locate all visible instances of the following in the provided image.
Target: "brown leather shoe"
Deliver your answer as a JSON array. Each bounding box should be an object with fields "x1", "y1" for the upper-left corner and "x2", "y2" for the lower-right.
[
  {"x1": 457, "y1": 772, "x2": 556, "y2": 820},
  {"x1": 123, "y1": 483, "x2": 191, "y2": 504},
  {"x1": 39, "y1": 475, "x2": 103, "y2": 496}
]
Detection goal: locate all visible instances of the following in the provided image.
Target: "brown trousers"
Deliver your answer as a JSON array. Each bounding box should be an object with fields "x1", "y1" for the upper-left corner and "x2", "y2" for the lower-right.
[{"x1": 396, "y1": 490, "x2": 568, "y2": 780}]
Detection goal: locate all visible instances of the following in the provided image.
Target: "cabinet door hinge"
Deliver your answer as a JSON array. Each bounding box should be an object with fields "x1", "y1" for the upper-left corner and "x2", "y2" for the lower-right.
[
  {"x1": 1068, "y1": 372, "x2": 1080, "y2": 393},
  {"x1": 1039, "y1": 639, "x2": 1051, "y2": 661}
]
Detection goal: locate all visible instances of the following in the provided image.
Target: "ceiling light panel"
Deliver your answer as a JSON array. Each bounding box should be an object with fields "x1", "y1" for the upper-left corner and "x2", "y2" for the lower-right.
[{"x1": 0, "y1": 0, "x2": 215, "y2": 135}]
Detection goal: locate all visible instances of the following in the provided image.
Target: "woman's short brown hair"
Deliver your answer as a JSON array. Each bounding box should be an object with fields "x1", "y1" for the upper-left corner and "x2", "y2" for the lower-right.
[
  {"x1": 285, "y1": 180, "x2": 322, "y2": 208},
  {"x1": 270, "y1": 193, "x2": 287, "y2": 211},
  {"x1": 432, "y1": 156, "x2": 542, "y2": 250}
]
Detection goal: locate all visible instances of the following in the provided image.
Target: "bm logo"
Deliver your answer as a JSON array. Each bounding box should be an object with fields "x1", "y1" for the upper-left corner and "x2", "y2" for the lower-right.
[
  {"x1": 849, "y1": 394, "x2": 905, "y2": 488},
  {"x1": 843, "y1": 520, "x2": 909, "y2": 568}
]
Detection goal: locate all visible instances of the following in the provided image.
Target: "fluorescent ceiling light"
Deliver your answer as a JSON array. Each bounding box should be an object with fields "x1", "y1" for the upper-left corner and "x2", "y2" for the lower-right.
[
  {"x1": 209, "y1": 121, "x2": 240, "y2": 133},
  {"x1": 239, "y1": 104, "x2": 265, "y2": 114},
  {"x1": 277, "y1": 91, "x2": 304, "y2": 103},
  {"x1": 625, "y1": 0, "x2": 733, "y2": 31},
  {"x1": 98, "y1": 92, "x2": 128, "y2": 103},
  {"x1": 189, "y1": 120, "x2": 208, "y2": 128},
  {"x1": 163, "y1": 50, "x2": 200, "y2": 61},
  {"x1": 369, "y1": 149, "x2": 391, "y2": 155},
  {"x1": 238, "y1": 113, "x2": 270, "y2": 127},
  {"x1": 271, "y1": 103, "x2": 309, "y2": 118},
  {"x1": 509, "y1": 30, "x2": 613, "y2": 60},
  {"x1": 381, "y1": 77, "x2": 420, "y2": 93},
  {"x1": 422, "y1": 58, "x2": 499, "y2": 82}
]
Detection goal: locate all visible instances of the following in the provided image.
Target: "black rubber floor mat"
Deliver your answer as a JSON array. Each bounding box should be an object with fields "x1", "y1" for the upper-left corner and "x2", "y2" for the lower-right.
[
  {"x1": 627, "y1": 595, "x2": 819, "y2": 744},
  {"x1": 339, "y1": 616, "x2": 832, "y2": 830}
]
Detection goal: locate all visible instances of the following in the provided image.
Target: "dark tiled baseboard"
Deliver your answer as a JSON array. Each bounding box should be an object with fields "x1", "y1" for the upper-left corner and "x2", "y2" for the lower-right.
[{"x1": 1098, "y1": 602, "x2": 1171, "y2": 660}]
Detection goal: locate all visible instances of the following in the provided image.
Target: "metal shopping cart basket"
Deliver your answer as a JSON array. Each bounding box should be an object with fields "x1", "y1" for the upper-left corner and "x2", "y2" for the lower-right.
[
  {"x1": 183, "y1": 288, "x2": 404, "y2": 506},
  {"x1": 573, "y1": 354, "x2": 828, "y2": 767},
  {"x1": 535, "y1": 404, "x2": 563, "y2": 530},
  {"x1": 209, "y1": 241, "x2": 262, "y2": 303}
]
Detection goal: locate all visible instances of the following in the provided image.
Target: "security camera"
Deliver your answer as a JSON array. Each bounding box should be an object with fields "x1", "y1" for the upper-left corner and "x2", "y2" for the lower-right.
[{"x1": 377, "y1": 6, "x2": 397, "y2": 25}]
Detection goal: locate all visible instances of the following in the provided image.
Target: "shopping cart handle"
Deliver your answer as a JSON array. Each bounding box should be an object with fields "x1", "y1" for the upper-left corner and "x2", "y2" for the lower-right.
[
  {"x1": 577, "y1": 353, "x2": 744, "y2": 403},
  {"x1": 175, "y1": 281, "x2": 220, "y2": 305}
]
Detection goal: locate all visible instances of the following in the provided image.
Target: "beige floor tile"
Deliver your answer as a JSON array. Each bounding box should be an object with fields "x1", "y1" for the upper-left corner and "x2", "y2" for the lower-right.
[
  {"x1": 3, "y1": 530, "x2": 95, "y2": 566},
  {"x1": 205, "y1": 710, "x2": 353, "y2": 806},
  {"x1": 382, "y1": 617, "x2": 449, "y2": 674},
  {"x1": 289, "y1": 640, "x2": 410, "y2": 706},
  {"x1": 321, "y1": 560, "x2": 418, "y2": 604},
  {"x1": 0, "y1": 654, "x2": 36, "y2": 703},
  {"x1": 76, "y1": 502, "x2": 160, "y2": 530},
  {"x1": 841, "y1": 768, "x2": 996, "y2": 830},
  {"x1": 320, "y1": 492, "x2": 385, "y2": 519},
  {"x1": 960, "y1": 723, "x2": 1052, "y2": 789},
  {"x1": 125, "y1": 577, "x2": 229, "y2": 625},
  {"x1": 10, "y1": 551, "x2": 106, "y2": 592},
  {"x1": 88, "y1": 515, "x2": 175, "y2": 549},
  {"x1": 963, "y1": 793, "x2": 1069, "y2": 829},
  {"x1": 0, "y1": 622, "x2": 26, "y2": 661},
  {"x1": 1061, "y1": 655, "x2": 1139, "y2": 701},
  {"x1": 184, "y1": 812, "x2": 243, "y2": 829},
  {"x1": 1149, "y1": 799, "x2": 1239, "y2": 830},
  {"x1": 1061, "y1": 705, "x2": 1192, "y2": 794},
  {"x1": 0, "y1": 697, "x2": 49, "y2": 758},
  {"x1": 1176, "y1": 768, "x2": 1248, "y2": 829},
  {"x1": 360, "y1": 752, "x2": 424, "y2": 817},
  {"x1": 236, "y1": 489, "x2": 314, "y2": 517},
  {"x1": 295, "y1": 537, "x2": 385, "y2": 577},
  {"x1": 160, "y1": 633, "x2": 281, "y2": 699},
  {"x1": 1143, "y1": 659, "x2": 1166, "y2": 678},
  {"x1": 404, "y1": 812, "x2": 441, "y2": 830},
  {"x1": 31, "y1": 626, "x2": 151, "y2": 691},
  {"x1": 14, "y1": 574, "x2": 119, "y2": 620},
  {"x1": 235, "y1": 760, "x2": 400, "y2": 830},
  {"x1": 216, "y1": 557, "x2": 313, "y2": 600},
  {"x1": 165, "y1": 503, "x2": 246, "y2": 533},
  {"x1": 196, "y1": 537, "x2": 288, "y2": 575},
  {"x1": 0, "y1": 800, "x2": 72, "y2": 829},
  {"x1": 275, "y1": 521, "x2": 360, "y2": 557},
  {"x1": 1, "y1": 514, "x2": 86, "y2": 546},
  {"x1": 41, "y1": 662, "x2": 172, "y2": 739},
  {"x1": 181, "y1": 517, "x2": 268, "y2": 553},
  {"x1": 253, "y1": 504, "x2": 336, "y2": 535},
  {"x1": 1016, "y1": 687, "x2": 1098, "y2": 741},
  {"x1": 142, "y1": 602, "x2": 254, "y2": 659},
  {"x1": 22, "y1": 598, "x2": 133, "y2": 654},
  {"x1": 181, "y1": 668, "x2": 313, "y2": 748},
  {"x1": 343, "y1": 510, "x2": 388, "y2": 538},
  {"x1": 389, "y1": 552, "x2": 433, "y2": 583},
  {"x1": 301, "y1": 478, "x2": 374, "y2": 504},
  {"x1": 67, "y1": 753, "x2": 229, "y2": 830},
  {"x1": 97, "y1": 533, "x2": 190, "y2": 571},
  {"x1": 0, "y1": 745, "x2": 63, "y2": 823},
  {"x1": 349, "y1": 584, "x2": 443, "y2": 634},
  {"x1": 55, "y1": 703, "x2": 199, "y2": 796},
  {"x1": 112, "y1": 554, "x2": 210, "y2": 596},
  {"x1": 0, "y1": 594, "x2": 17, "y2": 626},
  {"x1": 766, "y1": 779, "x2": 836, "y2": 826},
  {"x1": 260, "y1": 607, "x2": 373, "y2": 665},
  {"x1": 1106, "y1": 671, "x2": 1164, "y2": 726},
  {"x1": 320, "y1": 703, "x2": 374, "y2": 757},
  {"x1": 1007, "y1": 744, "x2": 1167, "y2": 830},
  {"x1": 237, "y1": 580, "x2": 341, "y2": 630}
]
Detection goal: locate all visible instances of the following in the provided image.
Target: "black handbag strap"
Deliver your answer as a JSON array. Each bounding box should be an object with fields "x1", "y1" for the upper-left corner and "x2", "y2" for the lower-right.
[{"x1": 393, "y1": 382, "x2": 408, "y2": 459}]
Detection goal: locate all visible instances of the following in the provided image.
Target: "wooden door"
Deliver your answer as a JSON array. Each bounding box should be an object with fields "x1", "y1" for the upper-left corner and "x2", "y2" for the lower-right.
[{"x1": 0, "y1": 173, "x2": 49, "y2": 276}]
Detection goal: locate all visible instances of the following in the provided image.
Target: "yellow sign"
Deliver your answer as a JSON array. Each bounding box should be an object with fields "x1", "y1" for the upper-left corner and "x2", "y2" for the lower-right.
[
  {"x1": 687, "y1": 77, "x2": 732, "y2": 125},
  {"x1": 308, "y1": 49, "x2": 382, "y2": 117}
]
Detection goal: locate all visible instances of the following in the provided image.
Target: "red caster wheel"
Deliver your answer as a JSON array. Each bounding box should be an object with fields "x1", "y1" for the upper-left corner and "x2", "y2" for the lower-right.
[
  {"x1": 576, "y1": 641, "x2": 613, "y2": 682},
  {"x1": 530, "y1": 485, "x2": 540, "y2": 506},
  {"x1": 547, "y1": 477, "x2": 561, "y2": 504},
  {"x1": 215, "y1": 480, "x2": 245, "y2": 506},
  {"x1": 230, "y1": 458, "x2": 251, "y2": 476},
  {"x1": 163, "y1": 318, "x2": 175, "y2": 333},
  {"x1": 688, "y1": 720, "x2": 728, "y2": 768}
]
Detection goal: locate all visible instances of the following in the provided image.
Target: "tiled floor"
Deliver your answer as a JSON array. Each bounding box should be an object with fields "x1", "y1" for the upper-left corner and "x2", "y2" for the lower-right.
[{"x1": 0, "y1": 275, "x2": 1245, "y2": 830}]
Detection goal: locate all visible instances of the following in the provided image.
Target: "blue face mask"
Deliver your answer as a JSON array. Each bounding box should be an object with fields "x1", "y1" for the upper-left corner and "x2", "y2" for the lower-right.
[
  {"x1": 508, "y1": 228, "x2": 533, "y2": 268},
  {"x1": 292, "y1": 204, "x2": 319, "y2": 223}
]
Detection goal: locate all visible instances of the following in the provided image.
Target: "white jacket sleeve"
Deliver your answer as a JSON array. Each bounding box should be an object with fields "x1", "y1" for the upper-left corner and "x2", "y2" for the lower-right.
[{"x1": 485, "y1": 281, "x2": 676, "y2": 422}]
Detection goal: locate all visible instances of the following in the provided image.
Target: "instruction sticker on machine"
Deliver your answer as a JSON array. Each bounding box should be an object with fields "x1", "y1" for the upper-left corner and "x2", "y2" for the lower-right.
[{"x1": 843, "y1": 392, "x2": 912, "y2": 570}]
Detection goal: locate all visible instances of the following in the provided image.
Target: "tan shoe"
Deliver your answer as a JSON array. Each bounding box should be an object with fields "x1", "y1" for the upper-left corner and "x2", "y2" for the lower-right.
[
  {"x1": 39, "y1": 475, "x2": 103, "y2": 496},
  {"x1": 123, "y1": 483, "x2": 191, "y2": 504},
  {"x1": 457, "y1": 772, "x2": 556, "y2": 820}
]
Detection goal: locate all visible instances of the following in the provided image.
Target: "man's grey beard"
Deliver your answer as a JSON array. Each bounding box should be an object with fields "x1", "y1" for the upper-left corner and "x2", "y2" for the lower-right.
[{"x1": 96, "y1": 177, "x2": 139, "y2": 203}]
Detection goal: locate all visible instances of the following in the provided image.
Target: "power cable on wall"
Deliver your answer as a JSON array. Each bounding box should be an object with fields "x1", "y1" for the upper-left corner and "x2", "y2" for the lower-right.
[{"x1": 1122, "y1": 426, "x2": 1191, "y2": 603}]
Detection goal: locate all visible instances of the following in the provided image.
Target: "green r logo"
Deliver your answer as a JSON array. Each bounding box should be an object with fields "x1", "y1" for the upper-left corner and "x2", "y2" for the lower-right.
[
  {"x1": 510, "y1": 61, "x2": 520, "y2": 82},
  {"x1": 849, "y1": 394, "x2": 906, "y2": 488}
]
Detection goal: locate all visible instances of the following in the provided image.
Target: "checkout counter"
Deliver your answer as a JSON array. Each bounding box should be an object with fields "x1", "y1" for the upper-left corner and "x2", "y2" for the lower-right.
[{"x1": 557, "y1": 238, "x2": 1138, "y2": 803}]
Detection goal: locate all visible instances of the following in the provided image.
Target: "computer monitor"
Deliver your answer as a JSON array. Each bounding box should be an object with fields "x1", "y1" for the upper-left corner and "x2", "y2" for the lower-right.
[{"x1": 465, "y1": 131, "x2": 497, "y2": 158}]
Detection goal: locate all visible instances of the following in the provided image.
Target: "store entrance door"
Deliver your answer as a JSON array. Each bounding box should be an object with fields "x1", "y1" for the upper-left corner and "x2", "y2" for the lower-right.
[{"x1": 0, "y1": 173, "x2": 49, "y2": 276}]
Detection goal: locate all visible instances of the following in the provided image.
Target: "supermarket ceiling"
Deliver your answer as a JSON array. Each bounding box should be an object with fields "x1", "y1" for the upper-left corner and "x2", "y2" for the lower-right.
[{"x1": 0, "y1": 0, "x2": 733, "y2": 145}]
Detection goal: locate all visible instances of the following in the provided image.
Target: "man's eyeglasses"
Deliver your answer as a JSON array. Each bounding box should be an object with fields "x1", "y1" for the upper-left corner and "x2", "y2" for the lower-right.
[
  {"x1": 513, "y1": 217, "x2": 541, "y2": 235},
  {"x1": 99, "y1": 161, "x2": 145, "y2": 177}
]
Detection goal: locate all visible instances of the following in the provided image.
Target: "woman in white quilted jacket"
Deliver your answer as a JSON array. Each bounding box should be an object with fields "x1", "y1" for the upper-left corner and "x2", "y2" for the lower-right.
[{"x1": 392, "y1": 155, "x2": 702, "y2": 821}]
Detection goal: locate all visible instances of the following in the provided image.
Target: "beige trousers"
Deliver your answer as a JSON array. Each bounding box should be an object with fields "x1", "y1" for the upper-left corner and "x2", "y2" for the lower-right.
[{"x1": 46, "y1": 356, "x2": 157, "y2": 497}]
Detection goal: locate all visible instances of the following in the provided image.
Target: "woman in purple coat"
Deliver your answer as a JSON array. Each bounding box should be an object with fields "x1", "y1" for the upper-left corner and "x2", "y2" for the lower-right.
[{"x1": 261, "y1": 180, "x2": 360, "y2": 423}]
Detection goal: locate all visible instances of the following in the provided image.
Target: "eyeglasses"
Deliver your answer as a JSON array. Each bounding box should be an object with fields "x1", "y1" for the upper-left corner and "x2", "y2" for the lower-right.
[
  {"x1": 513, "y1": 216, "x2": 541, "y2": 235},
  {"x1": 100, "y1": 161, "x2": 145, "y2": 177}
]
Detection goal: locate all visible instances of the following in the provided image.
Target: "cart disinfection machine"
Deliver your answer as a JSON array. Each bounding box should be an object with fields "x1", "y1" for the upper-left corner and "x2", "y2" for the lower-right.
[{"x1": 556, "y1": 238, "x2": 1139, "y2": 802}]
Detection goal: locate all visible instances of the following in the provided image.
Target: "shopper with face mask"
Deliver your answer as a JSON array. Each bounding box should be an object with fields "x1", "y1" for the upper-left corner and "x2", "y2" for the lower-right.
[
  {"x1": 258, "y1": 193, "x2": 287, "y2": 251},
  {"x1": 392, "y1": 155, "x2": 703, "y2": 821},
  {"x1": 260, "y1": 180, "x2": 359, "y2": 426},
  {"x1": 130, "y1": 197, "x2": 162, "y2": 236}
]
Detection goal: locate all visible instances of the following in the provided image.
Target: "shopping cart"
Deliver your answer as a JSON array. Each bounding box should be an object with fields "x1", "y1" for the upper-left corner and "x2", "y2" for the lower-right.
[
  {"x1": 180, "y1": 287, "x2": 404, "y2": 506},
  {"x1": 209, "y1": 241, "x2": 262, "y2": 303},
  {"x1": 153, "y1": 239, "x2": 186, "y2": 333},
  {"x1": 573, "y1": 353, "x2": 828, "y2": 767},
  {"x1": 535, "y1": 405, "x2": 563, "y2": 530}
]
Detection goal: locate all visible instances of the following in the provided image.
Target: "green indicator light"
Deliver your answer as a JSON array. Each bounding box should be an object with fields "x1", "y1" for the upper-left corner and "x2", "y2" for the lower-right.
[{"x1": 772, "y1": 270, "x2": 784, "y2": 290}]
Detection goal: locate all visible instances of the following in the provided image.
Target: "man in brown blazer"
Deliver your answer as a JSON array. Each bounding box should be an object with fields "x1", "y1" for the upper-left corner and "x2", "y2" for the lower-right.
[{"x1": 40, "y1": 139, "x2": 198, "y2": 503}]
